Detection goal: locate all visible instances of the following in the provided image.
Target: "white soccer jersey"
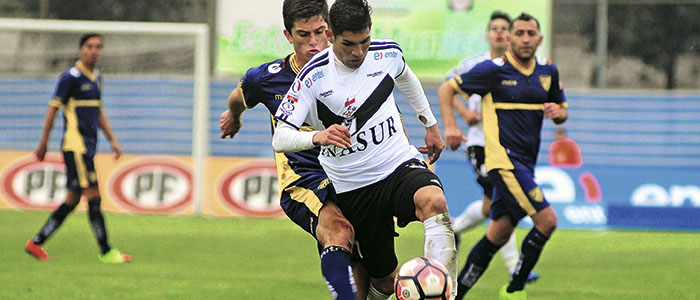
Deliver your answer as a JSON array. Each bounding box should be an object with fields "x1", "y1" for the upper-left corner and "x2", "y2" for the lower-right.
[
  {"x1": 275, "y1": 39, "x2": 423, "y2": 193},
  {"x1": 445, "y1": 51, "x2": 491, "y2": 147}
]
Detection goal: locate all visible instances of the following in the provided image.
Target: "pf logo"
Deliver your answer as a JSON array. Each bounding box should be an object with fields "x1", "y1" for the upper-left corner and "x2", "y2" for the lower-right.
[
  {"x1": 1, "y1": 154, "x2": 66, "y2": 209},
  {"x1": 219, "y1": 161, "x2": 284, "y2": 217},
  {"x1": 110, "y1": 159, "x2": 192, "y2": 213}
]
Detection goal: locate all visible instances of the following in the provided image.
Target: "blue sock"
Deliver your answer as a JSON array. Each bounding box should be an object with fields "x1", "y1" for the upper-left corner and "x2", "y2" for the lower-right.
[
  {"x1": 455, "y1": 236, "x2": 500, "y2": 300},
  {"x1": 320, "y1": 246, "x2": 356, "y2": 300},
  {"x1": 88, "y1": 197, "x2": 111, "y2": 255},
  {"x1": 508, "y1": 228, "x2": 549, "y2": 292},
  {"x1": 34, "y1": 202, "x2": 77, "y2": 244}
]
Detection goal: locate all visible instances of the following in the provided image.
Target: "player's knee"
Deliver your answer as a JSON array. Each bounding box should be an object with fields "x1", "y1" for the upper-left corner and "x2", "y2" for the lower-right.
[
  {"x1": 534, "y1": 211, "x2": 557, "y2": 236},
  {"x1": 414, "y1": 187, "x2": 448, "y2": 221},
  {"x1": 317, "y1": 217, "x2": 355, "y2": 251}
]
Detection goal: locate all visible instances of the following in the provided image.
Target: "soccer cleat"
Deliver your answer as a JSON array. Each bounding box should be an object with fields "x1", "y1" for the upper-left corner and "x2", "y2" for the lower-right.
[
  {"x1": 526, "y1": 272, "x2": 540, "y2": 284},
  {"x1": 25, "y1": 240, "x2": 50, "y2": 261},
  {"x1": 98, "y1": 248, "x2": 132, "y2": 263},
  {"x1": 499, "y1": 285, "x2": 526, "y2": 300}
]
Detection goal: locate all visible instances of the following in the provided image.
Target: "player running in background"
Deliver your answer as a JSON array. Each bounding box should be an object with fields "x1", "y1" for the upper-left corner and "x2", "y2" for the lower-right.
[
  {"x1": 438, "y1": 12, "x2": 568, "y2": 300},
  {"x1": 443, "y1": 11, "x2": 539, "y2": 283},
  {"x1": 25, "y1": 33, "x2": 131, "y2": 264},
  {"x1": 219, "y1": 1, "x2": 367, "y2": 299},
  {"x1": 272, "y1": 0, "x2": 457, "y2": 298}
]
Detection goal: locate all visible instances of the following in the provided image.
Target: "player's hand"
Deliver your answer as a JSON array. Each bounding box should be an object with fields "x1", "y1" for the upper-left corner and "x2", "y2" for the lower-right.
[
  {"x1": 444, "y1": 126, "x2": 466, "y2": 151},
  {"x1": 220, "y1": 110, "x2": 242, "y2": 139},
  {"x1": 422, "y1": 125, "x2": 444, "y2": 165},
  {"x1": 466, "y1": 109, "x2": 481, "y2": 126},
  {"x1": 544, "y1": 102, "x2": 563, "y2": 119},
  {"x1": 111, "y1": 140, "x2": 122, "y2": 160},
  {"x1": 34, "y1": 143, "x2": 47, "y2": 162},
  {"x1": 313, "y1": 124, "x2": 351, "y2": 148}
]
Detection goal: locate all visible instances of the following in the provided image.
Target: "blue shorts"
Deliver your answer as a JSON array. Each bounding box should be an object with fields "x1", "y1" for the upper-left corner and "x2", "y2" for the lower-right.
[
  {"x1": 63, "y1": 151, "x2": 98, "y2": 190},
  {"x1": 488, "y1": 159, "x2": 549, "y2": 225},
  {"x1": 279, "y1": 172, "x2": 336, "y2": 240}
]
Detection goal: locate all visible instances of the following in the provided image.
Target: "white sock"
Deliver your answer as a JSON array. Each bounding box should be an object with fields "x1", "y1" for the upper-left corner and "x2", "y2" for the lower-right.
[
  {"x1": 501, "y1": 233, "x2": 519, "y2": 274},
  {"x1": 452, "y1": 200, "x2": 487, "y2": 234},
  {"x1": 366, "y1": 283, "x2": 392, "y2": 300},
  {"x1": 423, "y1": 213, "x2": 458, "y2": 298}
]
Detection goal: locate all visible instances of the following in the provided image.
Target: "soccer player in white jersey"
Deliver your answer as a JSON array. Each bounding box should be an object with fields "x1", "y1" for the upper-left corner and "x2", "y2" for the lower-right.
[
  {"x1": 443, "y1": 11, "x2": 539, "y2": 284},
  {"x1": 272, "y1": 0, "x2": 457, "y2": 298}
]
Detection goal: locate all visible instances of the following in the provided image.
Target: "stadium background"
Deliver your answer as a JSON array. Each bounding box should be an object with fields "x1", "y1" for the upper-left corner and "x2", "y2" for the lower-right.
[{"x1": 1, "y1": 0, "x2": 699, "y2": 229}]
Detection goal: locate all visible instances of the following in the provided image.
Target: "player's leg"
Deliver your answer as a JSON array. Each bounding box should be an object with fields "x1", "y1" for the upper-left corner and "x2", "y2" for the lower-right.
[
  {"x1": 455, "y1": 214, "x2": 515, "y2": 300},
  {"x1": 507, "y1": 206, "x2": 556, "y2": 293},
  {"x1": 75, "y1": 153, "x2": 130, "y2": 263},
  {"x1": 25, "y1": 151, "x2": 84, "y2": 260},
  {"x1": 281, "y1": 178, "x2": 362, "y2": 300},
  {"x1": 490, "y1": 165, "x2": 554, "y2": 297},
  {"x1": 391, "y1": 159, "x2": 456, "y2": 297},
  {"x1": 315, "y1": 200, "x2": 361, "y2": 300},
  {"x1": 25, "y1": 187, "x2": 81, "y2": 260}
]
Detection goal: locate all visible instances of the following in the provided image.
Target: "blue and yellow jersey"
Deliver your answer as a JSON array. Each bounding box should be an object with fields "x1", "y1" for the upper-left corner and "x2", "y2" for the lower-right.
[
  {"x1": 449, "y1": 51, "x2": 567, "y2": 171},
  {"x1": 50, "y1": 61, "x2": 103, "y2": 156},
  {"x1": 239, "y1": 54, "x2": 327, "y2": 196}
]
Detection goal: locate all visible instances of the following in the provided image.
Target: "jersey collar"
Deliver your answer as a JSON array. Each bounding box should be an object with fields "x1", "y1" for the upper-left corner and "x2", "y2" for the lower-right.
[
  {"x1": 505, "y1": 50, "x2": 535, "y2": 76},
  {"x1": 75, "y1": 60, "x2": 99, "y2": 82},
  {"x1": 289, "y1": 53, "x2": 301, "y2": 75}
]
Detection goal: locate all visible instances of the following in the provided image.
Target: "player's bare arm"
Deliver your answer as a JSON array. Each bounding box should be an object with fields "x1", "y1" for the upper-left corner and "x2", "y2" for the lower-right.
[
  {"x1": 34, "y1": 105, "x2": 59, "y2": 162},
  {"x1": 438, "y1": 81, "x2": 467, "y2": 151},
  {"x1": 98, "y1": 109, "x2": 121, "y2": 159},
  {"x1": 453, "y1": 96, "x2": 480, "y2": 125},
  {"x1": 544, "y1": 102, "x2": 568, "y2": 125},
  {"x1": 313, "y1": 124, "x2": 351, "y2": 148},
  {"x1": 220, "y1": 88, "x2": 245, "y2": 139}
]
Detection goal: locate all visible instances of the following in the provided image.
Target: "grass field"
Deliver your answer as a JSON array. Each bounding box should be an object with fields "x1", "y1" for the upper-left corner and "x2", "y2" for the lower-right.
[{"x1": 1, "y1": 210, "x2": 698, "y2": 300}]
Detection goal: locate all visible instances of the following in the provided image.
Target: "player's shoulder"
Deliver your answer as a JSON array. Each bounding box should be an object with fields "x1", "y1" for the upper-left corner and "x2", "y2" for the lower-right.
[
  {"x1": 245, "y1": 56, "x2": 288, "y2": 80},
  {"x1": 67, "y1": 66, "x2": 81, "y2": 78},
  {"x1": 369, "y1": 38, "x2": 403, "y2": 53},
  {"x1": 298, "y1": 48, "x2": 332, "y2": 81},
  {"x1": 535, "y1": 55, "x2": 560, "y2": 71}
]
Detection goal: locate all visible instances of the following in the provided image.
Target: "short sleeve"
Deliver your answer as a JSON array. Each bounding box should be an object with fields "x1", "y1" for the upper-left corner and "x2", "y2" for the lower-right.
[
  {"x1": 451, "y1": 60, "x2": 495, "y2": 98},
  {"x1": 549, "y1": 63, "x2": 567, "y2": 106},
  {"x1": 51, "y1": 73, "x2": 74, "y2": 107},
  {"x1": 239, "y1": 65, "x2": 265, "y2": 109}
]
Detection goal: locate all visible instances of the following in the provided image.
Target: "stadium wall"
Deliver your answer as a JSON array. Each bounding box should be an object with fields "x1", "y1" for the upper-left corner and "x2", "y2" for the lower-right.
[{"x1": 1, "y1": 77, "x2": 699, "y2": 230}]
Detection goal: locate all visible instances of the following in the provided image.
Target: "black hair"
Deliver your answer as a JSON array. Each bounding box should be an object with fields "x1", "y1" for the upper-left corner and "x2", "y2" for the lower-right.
[
  {"x1": 510, "y1": 12, "x2": 540, "y2": 31},
  {"x1": 282, "y1": 0, "x2": 330, "y2": 35},
  {"x1": 79, "y1": 33, "x2": 103, "y2": 48},
  {"x1": 329, "y1": 0, "x2": 372, "y2": 36},
  {"x1": 488, "y1": 11, "x2": 511, "y2": 29}
]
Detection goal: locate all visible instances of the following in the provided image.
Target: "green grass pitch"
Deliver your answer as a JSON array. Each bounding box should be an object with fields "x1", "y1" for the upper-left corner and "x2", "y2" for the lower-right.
[{"x1": 1, "y1": 210, "x2": 698, "y2": 299}]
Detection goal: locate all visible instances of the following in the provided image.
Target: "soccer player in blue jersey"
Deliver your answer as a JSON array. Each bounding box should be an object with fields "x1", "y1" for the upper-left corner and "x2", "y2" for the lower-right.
[
  {"x1": 25, "y1": 33, "x2": 131, "y2": 264},
  {"x1": 219, "y1": 1, "x2": 367, "y2": 299},
  {"x1": 271, "y1": 0, "x2": 457, "y2": 298},
  {"x1": 445, "y1": 11, "x2": 539, "y2": 284},
  {"x1": 438, "y1": 13, "x2": 568, "y2": 300}
]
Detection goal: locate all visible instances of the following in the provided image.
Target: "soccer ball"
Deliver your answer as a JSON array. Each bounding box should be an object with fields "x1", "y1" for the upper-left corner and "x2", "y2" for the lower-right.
[{"x1": 394, "y1": 257, "x2": 451, "y2": 300}]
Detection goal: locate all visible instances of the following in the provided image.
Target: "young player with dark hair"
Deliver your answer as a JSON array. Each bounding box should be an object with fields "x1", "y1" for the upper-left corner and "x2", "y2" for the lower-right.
[
  {"x1": 25, "y1": 33, "x2": 131, "y2": 264},
  {"x1": 272, "y1": 0, "x2": 457, "y2": 298},
  {"x1": 439, "y1": 12, "x2": 568, "y2": 300},
  {"x1": 219, "y1": 1, "x2": 367, "y2": 299}
]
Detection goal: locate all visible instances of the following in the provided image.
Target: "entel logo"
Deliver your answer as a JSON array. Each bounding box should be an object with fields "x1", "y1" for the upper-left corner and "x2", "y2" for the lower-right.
[
  {"x1": 534, "y1": 166, "x2": 606, "y2": 225},
  {"x1": 218, "y1": 161, "x2": 284, "y2": 217},
  {"x1": 110, "y1": 159, "x2": 192, "y2": 213},
  {"x1": 1, "y1": 154, "x2": 66, "y2": 209},
  {"x1": 631, "y1": 184, "x2": 700, "y2": 207}
]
